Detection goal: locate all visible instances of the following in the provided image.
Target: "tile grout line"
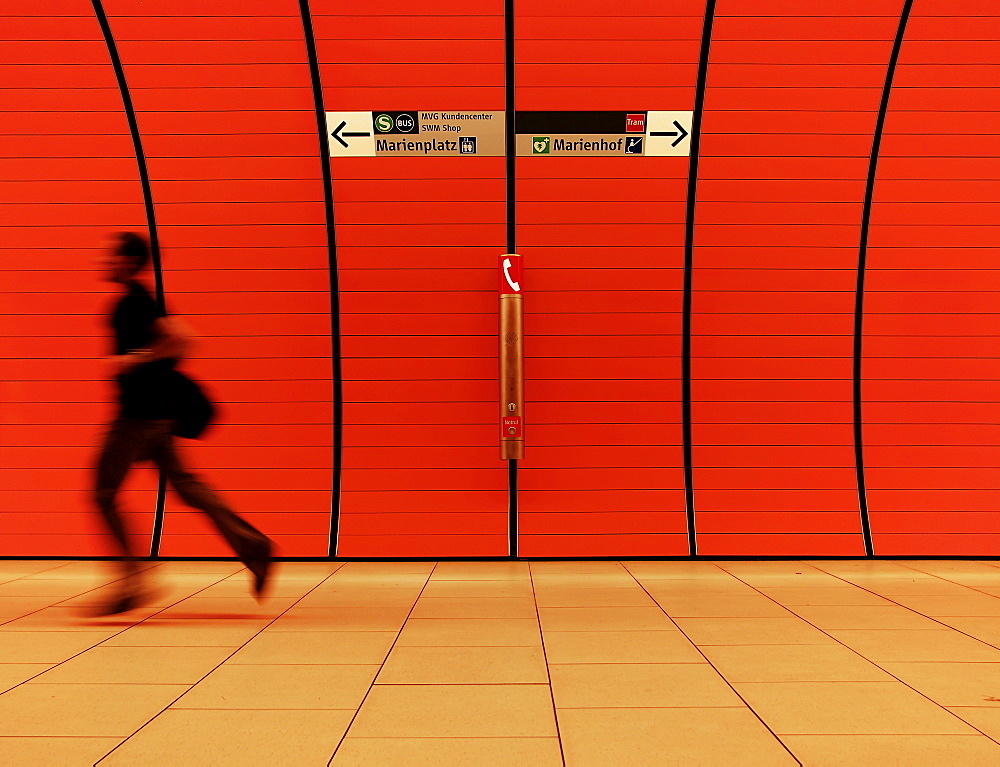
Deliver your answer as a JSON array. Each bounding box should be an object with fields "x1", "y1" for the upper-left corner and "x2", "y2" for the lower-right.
[
  {"x1": 622, "y1": 561, "x2": 804, "y2": 767},
  {"x1": 528, "y1": 562, "x2": 568, "y2": 767},
  {"x1": 722, "y1": 560, "x2": 1000, "y2": 749},
  {"x1": 325, "y1": 562, "x2": 439, "y2": 765},
  {"x1": 93, "y1": 562, "x2": 347, "y2": 764}
]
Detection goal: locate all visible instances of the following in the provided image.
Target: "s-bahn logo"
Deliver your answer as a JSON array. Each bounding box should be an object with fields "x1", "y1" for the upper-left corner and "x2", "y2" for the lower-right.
[
  {"x1": 532, "y1": 136, "x2": 551, "y2": 154},
  {"x1": 373, "y1": 112, "x2": 419, "y2": 134}
]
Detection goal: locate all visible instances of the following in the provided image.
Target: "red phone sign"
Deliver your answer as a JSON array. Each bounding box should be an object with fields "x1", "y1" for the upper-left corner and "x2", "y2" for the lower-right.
[
  {"x1": 499, "y1": 254, "x2": 522, "y2": 294},
  {"x1": 502, "y1": 416, "x2": 522, "y2": 437}
]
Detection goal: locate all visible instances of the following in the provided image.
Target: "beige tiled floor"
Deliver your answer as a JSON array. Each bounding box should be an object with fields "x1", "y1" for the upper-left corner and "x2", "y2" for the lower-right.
[{"x1": 2, "y1": 559, "x2": 1000, "y2": 765}]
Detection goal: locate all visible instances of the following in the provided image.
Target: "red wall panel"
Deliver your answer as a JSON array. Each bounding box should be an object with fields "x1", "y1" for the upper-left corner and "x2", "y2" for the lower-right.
[
  {"x1": 314, "y1": 0, "x2": 509, "y2": 557},
  {"x1": 0, "y1": 2, "x2": 157, "y2": 556},
  {"x1": 102, "y1": 0, "x2": 334, "y2": 557},
  {"x1": 513, "y1": 0, "x2": 705, "y2": 557},
  {"x1": 862, "y1": 0, "x2": 1000, "y2": 556},
  {"x1": 690, "y1": 1, "x2": 904, "y2": 556}
]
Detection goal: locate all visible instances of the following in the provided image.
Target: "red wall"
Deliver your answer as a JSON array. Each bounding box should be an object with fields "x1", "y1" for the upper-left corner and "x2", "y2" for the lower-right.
[{"x1": 2, "y1": 0, "x2": 998, "y2": 558}]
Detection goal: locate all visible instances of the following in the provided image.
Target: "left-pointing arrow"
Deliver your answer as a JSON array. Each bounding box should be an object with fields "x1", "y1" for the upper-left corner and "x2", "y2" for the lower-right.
[
  {"x1": 331, "y1": 120, "x2": 350, "y2": 148},
  {"x1": 331, "y1": 121, "x2": 371, "y2": 148}
]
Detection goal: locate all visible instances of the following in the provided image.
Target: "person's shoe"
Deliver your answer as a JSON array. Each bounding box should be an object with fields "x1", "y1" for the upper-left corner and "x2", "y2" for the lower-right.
[
  {"x1": 89, "y1": 585, "x2": 159, "y2": 617},
  {"x1": 245, "y1": 536, "x2": 274, "y2": 601}
]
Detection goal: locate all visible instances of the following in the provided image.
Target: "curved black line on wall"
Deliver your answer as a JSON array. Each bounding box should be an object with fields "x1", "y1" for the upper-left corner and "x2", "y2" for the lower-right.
[
  {"x1": 682, "y1": 0, "x2": 718, "y2": 557},
  {"x1": 91, "y1": 0, "x2": 169, "y2": 556},
  {"x1": 298, "y1": 0, "x2": 344, "y2": 559},
  {"x1": 854, "y1": 0, "x2": 913, "y2": 559}
]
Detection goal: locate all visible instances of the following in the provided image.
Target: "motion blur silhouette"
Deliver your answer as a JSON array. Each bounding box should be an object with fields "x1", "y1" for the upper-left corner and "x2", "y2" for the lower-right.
[{"x1": 93, "y1": 232, "x2": 273, "y2": 614}]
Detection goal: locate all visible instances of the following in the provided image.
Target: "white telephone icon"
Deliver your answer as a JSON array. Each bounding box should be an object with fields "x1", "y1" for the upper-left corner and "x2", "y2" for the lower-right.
[{"x1": 502, "y1": 258, "x2": 520, "y2": 292}]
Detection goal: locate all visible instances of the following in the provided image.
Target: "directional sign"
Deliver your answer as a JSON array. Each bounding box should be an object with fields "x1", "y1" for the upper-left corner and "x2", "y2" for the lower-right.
[
  {"x1": 646, "y1": 111, "x2": 693, "y2": 157},
  {"x1": 515, "y1": 111, "x2": 693, "y2": 157},
  {"x1": 326, "y1": 111, "x2": 375, "y2": 157},
  {"x1": 327, "y1": 110, "x2": 504, "y2": 157}
]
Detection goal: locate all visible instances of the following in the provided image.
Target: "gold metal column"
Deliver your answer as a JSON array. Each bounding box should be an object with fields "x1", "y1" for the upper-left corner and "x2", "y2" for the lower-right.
[{"x1": 499, "y1": 254, "x2": 524, "y2": 459}]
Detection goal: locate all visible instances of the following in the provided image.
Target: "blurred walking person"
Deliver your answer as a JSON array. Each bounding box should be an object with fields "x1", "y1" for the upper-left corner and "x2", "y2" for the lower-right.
[{"x1": 93, "y1": 232, "x2": 272, "y2": 614}]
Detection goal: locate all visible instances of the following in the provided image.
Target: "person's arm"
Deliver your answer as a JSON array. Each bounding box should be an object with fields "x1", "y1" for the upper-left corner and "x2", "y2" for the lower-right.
[{"x1": 110, "y1": 317, "x2": 197, "y2": 374}]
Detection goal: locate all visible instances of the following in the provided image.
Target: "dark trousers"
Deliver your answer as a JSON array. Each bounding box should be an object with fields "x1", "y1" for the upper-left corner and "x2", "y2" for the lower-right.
[{"x1": 95, "y1": 418, "x2": 268, "y2": 574}]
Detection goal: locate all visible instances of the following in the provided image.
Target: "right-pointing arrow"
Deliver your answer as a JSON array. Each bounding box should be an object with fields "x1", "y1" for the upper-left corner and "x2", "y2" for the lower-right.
[
  {"x1": 650, "y1": 121, "x2": 690, "y2": 147},
  {"x1": 670, "y1": 119, "x2": 689, "y2": 147}
]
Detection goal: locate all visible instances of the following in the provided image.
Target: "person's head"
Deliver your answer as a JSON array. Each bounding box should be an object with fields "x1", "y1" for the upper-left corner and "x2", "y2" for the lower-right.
[{"x1": 102, "y1": 232, "x2": 150, "y2": 283}]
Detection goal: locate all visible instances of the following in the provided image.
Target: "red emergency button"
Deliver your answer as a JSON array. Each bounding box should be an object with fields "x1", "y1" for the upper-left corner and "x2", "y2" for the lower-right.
[{"x1": 502, "y1": 416, "x2": 522, "y2": 437}]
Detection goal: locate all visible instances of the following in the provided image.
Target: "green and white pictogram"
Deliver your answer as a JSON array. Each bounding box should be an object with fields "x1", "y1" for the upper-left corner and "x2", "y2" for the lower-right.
[
  {"x1": 374, "y1": 113, "x2": 394, "y2": 133},
  {"x1": 532, "y1": 136, "x2": 551, "y2": 154}
]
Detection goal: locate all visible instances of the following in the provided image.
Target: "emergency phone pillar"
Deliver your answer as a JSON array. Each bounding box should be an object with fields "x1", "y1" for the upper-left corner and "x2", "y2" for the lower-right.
[{"x1": 499, "y1": 254, "x2": 524, "y2": 459}]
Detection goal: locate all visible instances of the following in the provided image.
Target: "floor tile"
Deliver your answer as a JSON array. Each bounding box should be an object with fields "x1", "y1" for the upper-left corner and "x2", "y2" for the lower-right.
[
  {"x1": 948, "y1": 706, "x2": 1000, "y2": 739},
  {"x1": 295, "y1": 588, "x2": 419, "y2": 608},
  {"x1": 430, "y1": 562, "x2": 530, "y2": 580},
  {"x1": 157, "y1": 596, "x2": 295, "y2": 620},
  {"x1": 623, "y1": 561, "x2": 731, "y2": 579},
  {"x1": 881, "y1": 662, "x2": 1000, "y2": 707},
  {"x1": 532, "y1": 586, "x2": 654, "y2": 607},
  {"x1": 410, "y1": 597, "x2": 537, "y2": 619},
  {"x1": 529, "y1": 574, "x2": 639, "y2": 589},
  {"x1": 411, "y1": 580, "x2": 534, "y2": 598},
  {"x1": 538, "y1": 606, "x2": 676, "y2": 632},
  {"x1": 849, "y1": 579, "x2": 979, "y2": 597},
  {"x1": 102, "y1": 620, "x2": 263, "y2": 647},
  {"x1": 153, "y1": 561, "x2": 244, "y2": 575},
  {"x1": 396, "y1": 618, "x2": 540, "y2": 646},
  {"x1": 174, "y1": 664, "x2": 378, "y2": 709},
  {"x1": 700, "y1": 644, "x2": 892, "y2": 683},
  {"x1": 0, "y1": 683, "x2": 187, "y2": 736},
  {"x1": 0, "y1": 664, "x2": 51, "y2": 693},
  {"x1": 0, "y1": 579, "x2": 102, "y2": 597},
  {"x1": 543, "y1": 630, "x2": 704, "y2": 664},
  {"x1": 889, "y1": 594, "x2": 1000, "y2": 617},
  {"x1": 558, "y1": 707, "x2": 797, "y2": 767},
  {"x1": 641, "y1": 580, "x2": 759, "y2": 597},
  {"x1": 0, "y1": 596, "x2": 64, "y2": 619},
  {"x1": 0, "y1": 631, "x2": 107, "y2": 663},
  {"x1": 935, "y1": 616, "x2": 1000, "y2": 645},
  {"x1": 0, "y1": 737, "x2": 122, "y2": 766},
  {"x1": 550, "y1": 663, "x2": 740, "y2": 707},
  {"x1": 34, "y1": 645, "x2": 232, "y2": 685},
  {"x1": 759, "y1": 587, "x2": 892, "y2": 606},
  {"x1": 338, "y1": 561, "x2": 434, "y2": 575},
  {"x1": 788, "y1": 604, "x2": 942, "y2": 630},
  {"x1": 782, "y1": 734, "x2": 1000, "y2": 766},
  {"x1": 347, "y1": 684, "x2": 557, "y2": 737},
  {"x1": 101, "y1": 709, "x2": 353, "y2": 767},
  {"x1": 652, "y1": 593, "x2": 790, "y2": 618},
  {"x1": 376, "y1": 646, "x2": 548, "y2": 684},
  {"x1": 332, "y1": 737, "x2": 563, "y2": 766},
  {"x1": 228, "y1": 630, "x2": 397, "y2": 665},
  {"x1": 1, "y1": 605, "x2": 154, "y2": 632},
  {"x1": 829, "y1": 629, "x2": 1000, "y2": 662},
  {"x1": 734, "y1": 681, "x2": 977, "y2": 735},
  {"x1": 269, "y1": 606, "x2": 411, "y2": 631},
  {"x1": 530, "y1": 561, "x2": 628, "y2": 574},
  {"x1": 675, "y1": 617, "x2": 835, "y2": 646}
]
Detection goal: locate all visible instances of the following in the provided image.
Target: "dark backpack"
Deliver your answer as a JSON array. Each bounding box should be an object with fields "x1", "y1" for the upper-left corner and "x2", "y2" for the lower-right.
[{"x1": 168, "y1": 370, "x2": 215, "y2": 439}]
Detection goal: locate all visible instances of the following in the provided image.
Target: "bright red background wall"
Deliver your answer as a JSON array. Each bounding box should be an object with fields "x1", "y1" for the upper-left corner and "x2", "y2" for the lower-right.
[{"x1": 2, "y1": 0, "x2": 998, "y2": 558}]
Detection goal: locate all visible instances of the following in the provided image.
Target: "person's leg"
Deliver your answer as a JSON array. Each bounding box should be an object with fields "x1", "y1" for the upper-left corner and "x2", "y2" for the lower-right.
[
  {"x1": 94, "y1": 418, "x2": 146, "y2": 577},
  {"x1": 148, "y1": 422, "x2": 273, "y2": 596},
  {"x1": 93, "y1": 418, "x2": 157, "y2": 613}
]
